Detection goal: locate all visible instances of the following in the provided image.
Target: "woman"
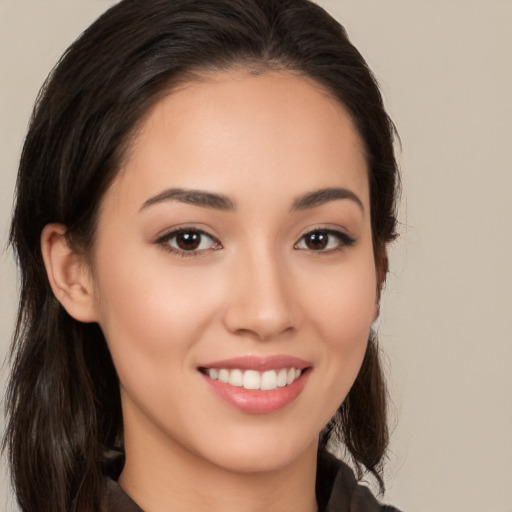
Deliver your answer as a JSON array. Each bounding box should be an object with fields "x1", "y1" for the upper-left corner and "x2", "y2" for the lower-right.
[{"x1": 4, "y1": 0, "x2": 400, "y2": 511}]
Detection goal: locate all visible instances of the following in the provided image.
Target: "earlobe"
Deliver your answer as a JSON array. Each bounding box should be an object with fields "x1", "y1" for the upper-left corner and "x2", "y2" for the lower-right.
[
  {"x1": 373, "y1": 300, "x2": 380, "y2": 323},
  {"x1": 41, "y1": 224, "x2": 98, "y2": 323},
  {"x1": 374, "y1": 244, "x2": 388, "y2": 322}
]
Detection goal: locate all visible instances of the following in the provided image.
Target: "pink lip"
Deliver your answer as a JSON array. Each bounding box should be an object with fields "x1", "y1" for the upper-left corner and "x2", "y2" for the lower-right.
[
  {"x1": 199, "y1": 355, "x2": 311, "y2": 371},
  {"x1": 198, "y1": 355, "x2": 312, "y2": 414}
]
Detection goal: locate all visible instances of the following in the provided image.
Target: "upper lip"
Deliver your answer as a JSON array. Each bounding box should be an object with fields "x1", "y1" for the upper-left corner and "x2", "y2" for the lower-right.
[{"x1": 198, "y1": 355, "x2": 311, "y2": 372}]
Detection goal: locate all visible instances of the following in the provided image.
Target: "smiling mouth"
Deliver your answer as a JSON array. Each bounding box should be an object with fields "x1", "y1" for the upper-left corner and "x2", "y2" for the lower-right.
[
  {"x1": 198, "y1": 356, "x2": 312, "y2": 413},
  {"x1": 199, "y1": 367, "x2": 304, "y2": 391}
]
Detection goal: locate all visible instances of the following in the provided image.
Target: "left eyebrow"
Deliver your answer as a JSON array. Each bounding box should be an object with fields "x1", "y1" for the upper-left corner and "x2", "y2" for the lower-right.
[{"x1": 291, "y1": 187, "x2": 364, "y2": 212}]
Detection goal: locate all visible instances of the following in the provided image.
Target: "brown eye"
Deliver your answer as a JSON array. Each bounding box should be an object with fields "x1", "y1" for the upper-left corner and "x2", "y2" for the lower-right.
[
  {"x1": 175, "y1": 231, "x2": 202, "y2": 250},
  {"x1": 158, "y1": 228, "x2": 220, "y2": 254},
  {"x1": 304, "y1": 231, "x2": 329, "y2": 250},
  {"x1": 295, "y1": 229, "x2": 355, "y2": 252}
]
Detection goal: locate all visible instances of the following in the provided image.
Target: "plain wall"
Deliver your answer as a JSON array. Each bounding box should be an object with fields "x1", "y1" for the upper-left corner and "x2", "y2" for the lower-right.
[{"x1": 1, "y1": 1, "x2": 511, "y2": 511}]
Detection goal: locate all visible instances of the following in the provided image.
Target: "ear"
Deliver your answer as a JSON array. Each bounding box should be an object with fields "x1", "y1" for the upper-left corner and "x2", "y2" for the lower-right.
[
  {"x1": 41, "y1": 224, "x2": 99, "y2": 323},
  {"x1": 373, "y1": 300, "x2": 381, "y2": 323},
  {"x1": 374, "y1": 243, "x2": 388, "y2": 322}
]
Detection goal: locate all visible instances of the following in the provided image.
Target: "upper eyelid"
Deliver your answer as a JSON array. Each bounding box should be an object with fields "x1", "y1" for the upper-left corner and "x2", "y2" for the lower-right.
[
  {"x1": 154, "y1": 225, "x2": 354, "y2": 249},
  {"x1": 155, "y1": 226, "x2": 219, "y2": 242},
  {"x1": 154, "y1": 227, "x2": 222, "y2": 257},
  {"x1": 297, "y1": 226, "x2": 353, "y2": 240},
  {"x1": 294, "y1": 227, "x2": 356, "y2": 249}
]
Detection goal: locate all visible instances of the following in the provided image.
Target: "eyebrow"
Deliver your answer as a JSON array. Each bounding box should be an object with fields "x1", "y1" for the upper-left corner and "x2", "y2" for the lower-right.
[
  {"x1": 291, "y1": 187, "x2": 364, "y2": 212},
  {"x1": 140, "y1": 188, "x2": 235, "y2": 211},
  {"x1": 140, "y1": 186, "x2": 363, "y2": 213}
]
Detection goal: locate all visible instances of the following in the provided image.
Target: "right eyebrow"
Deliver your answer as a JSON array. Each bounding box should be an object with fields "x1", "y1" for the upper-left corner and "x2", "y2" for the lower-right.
[{"x1": 139, "y1": 187, "x2": 235, "y2": 212}]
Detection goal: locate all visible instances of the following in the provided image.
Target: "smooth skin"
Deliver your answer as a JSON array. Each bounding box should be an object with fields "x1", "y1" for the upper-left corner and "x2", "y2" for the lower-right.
[{"x1": 42, "y1": 70, "x2": 378, "y2": 512}]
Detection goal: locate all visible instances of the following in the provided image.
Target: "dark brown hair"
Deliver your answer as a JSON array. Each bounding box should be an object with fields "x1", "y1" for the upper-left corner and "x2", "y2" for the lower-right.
[{"x1": 5, "y1": 0, "x2": 399, "y2": 510}]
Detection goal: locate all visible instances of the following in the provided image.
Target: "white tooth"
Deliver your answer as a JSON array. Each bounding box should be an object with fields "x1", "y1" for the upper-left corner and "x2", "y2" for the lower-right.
[
  {"x1": 218, "y1": 369, "x2": 229, "y2": 383},
  {"x1": 260, "y1": 370, "x2": 277, "y2": 390},
  {"x1": 229, "y1": 369, "x2": 243, "y2": 387},
  {"x1": 277, "y1": 368, "x2": 287, "y2": 387},
  {"x1": 286, "y1": 368, "x2": 295, "y2": 385},
  {"x1": 295, "y1": 368, "x2": 302, "y2": 379},
  {"x1": 208, "y1": 368, "x2": 219, "y2": 380},
  {"x1": 243, "y1": 370, "x2": 261, "y2": 390}
]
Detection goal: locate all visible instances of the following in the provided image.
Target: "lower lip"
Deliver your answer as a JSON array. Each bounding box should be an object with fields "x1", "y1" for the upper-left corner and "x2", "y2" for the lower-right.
[{"x1": 200, "y1": 370, "x2": 310, "y2": 414}]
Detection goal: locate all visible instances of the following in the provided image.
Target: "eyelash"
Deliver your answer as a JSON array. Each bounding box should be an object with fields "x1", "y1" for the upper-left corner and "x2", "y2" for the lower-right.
[
  {"x1": 155, "y1": 227, "x2": 355, "y2": 257},
  {"x1": 155, "y1": 228, "x2": 222, "y2": 258},
  {"x1": 294, "y1": 228, "x2": 356, "y2": 254}
]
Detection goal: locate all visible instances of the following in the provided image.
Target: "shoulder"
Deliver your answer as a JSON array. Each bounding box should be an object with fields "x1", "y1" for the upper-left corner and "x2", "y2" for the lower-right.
[{"x1": 316, "y1": 450, "x2": 402, "y2": 512}]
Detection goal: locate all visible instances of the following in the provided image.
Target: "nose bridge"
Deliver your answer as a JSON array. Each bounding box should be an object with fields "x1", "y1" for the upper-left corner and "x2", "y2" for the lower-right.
[{"x1": 223, "y1": 240, "x2": 296, "y2": 340}]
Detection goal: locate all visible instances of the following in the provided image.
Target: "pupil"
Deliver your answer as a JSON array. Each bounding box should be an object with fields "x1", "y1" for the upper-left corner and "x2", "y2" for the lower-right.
[
  {"x1": 177, "y1": 232, "x2": 201, "y2": 250},
  {"x1": 307, "y1": 232, "x2": 328, "y2": 250}
]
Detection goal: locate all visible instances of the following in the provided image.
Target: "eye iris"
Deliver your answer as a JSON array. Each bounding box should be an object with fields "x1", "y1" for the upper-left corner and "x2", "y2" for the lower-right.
[
  {"x1": 176, "y1": 232, "x2": 201, "y2": 250},
  {"x1": 306, "y1": 231, "x2": 329, "y2": 250}
]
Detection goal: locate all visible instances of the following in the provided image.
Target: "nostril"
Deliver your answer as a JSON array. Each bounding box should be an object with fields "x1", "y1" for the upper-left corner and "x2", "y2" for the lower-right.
[{"x1": 232, "y1": 325, "x2": 294, "y2": 342}]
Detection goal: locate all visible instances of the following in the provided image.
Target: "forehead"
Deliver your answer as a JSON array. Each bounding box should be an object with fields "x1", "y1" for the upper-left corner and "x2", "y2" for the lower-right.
[{"x1": 107, "y1": 69, "x2": 369, "y2": 213}]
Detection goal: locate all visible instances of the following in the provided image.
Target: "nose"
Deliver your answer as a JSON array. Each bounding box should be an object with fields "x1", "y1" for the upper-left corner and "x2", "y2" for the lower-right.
[{"x1": 222, "y1": 249, "x2": 297, "y2": 341}]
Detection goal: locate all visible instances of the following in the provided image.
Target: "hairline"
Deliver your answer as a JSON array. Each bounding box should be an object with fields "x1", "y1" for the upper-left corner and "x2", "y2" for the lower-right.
[{"x1": 85, "y1": 61, "x2": 371, "y2": 266}]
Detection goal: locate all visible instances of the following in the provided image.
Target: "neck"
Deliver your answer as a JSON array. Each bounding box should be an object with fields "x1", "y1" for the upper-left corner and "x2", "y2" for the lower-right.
[{"x1": 119, "y1": 422, "x2": 318, "y2": 512}]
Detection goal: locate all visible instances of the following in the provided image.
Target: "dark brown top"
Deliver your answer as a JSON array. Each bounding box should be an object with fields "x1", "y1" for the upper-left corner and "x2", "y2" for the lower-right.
[{"x1": 103, "y1": 450, "x2": 400, "y2": 512}]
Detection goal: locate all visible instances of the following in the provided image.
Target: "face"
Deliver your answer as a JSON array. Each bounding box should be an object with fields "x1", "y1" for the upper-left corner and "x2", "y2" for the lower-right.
[{"x1": 87, "y1": 70, "x2": 377, "y2": 474}]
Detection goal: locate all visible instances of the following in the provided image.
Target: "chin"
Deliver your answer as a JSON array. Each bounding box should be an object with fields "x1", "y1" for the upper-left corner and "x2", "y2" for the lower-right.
[{"x1": 194, "y1": 429, "x2": 317, "y2": 474}]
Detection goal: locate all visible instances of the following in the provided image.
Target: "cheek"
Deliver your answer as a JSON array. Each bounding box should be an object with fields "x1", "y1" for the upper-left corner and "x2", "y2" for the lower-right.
[
  {"x1": 92, "y1": 244, "x2": 222, "y2": 374},
  {"x1": 303, "y1": 252, "x2": 377, "y2": 342},
  {"x1": 299, "y1": 255, "x2": 377, "y2": 412},
  {"x1": 318, "y1": 282, "x2": 375, "y2": 339},
  {"x1": 322, "y1": 283, "x2": 374, "y2": 380}
]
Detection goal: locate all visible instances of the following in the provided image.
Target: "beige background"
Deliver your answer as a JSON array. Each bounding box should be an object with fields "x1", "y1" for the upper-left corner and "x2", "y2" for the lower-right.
[{"x1": 1, "y1": 1, "x2": 511, "y2": 511}]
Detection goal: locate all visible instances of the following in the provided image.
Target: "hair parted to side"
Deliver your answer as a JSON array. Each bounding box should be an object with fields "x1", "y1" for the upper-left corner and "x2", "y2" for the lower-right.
[{"x1": 4, "y1": 0, "x2": 400, "y2": 510}]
